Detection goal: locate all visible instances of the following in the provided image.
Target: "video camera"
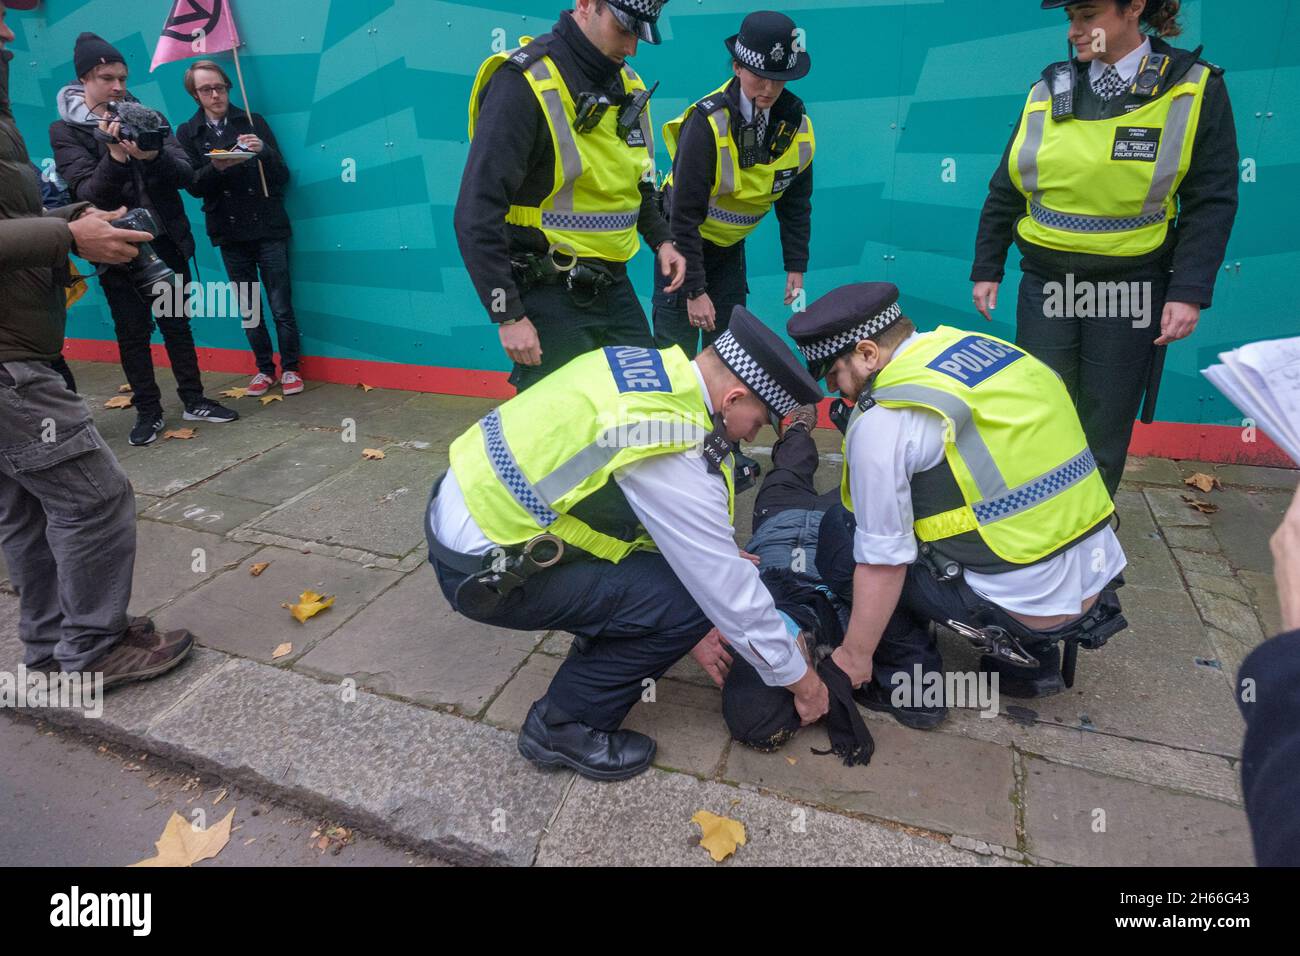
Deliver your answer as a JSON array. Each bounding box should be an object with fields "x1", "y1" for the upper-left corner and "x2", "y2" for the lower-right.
[{"x1": 102, "y1": 100, "x2": 171, "y2": 153}]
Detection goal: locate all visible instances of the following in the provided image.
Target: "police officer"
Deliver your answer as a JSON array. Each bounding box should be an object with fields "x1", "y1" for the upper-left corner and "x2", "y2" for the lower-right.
[
  {"x1": 456, "y1": 0, "x2": 687, "y2": 392},
  {"x1": 425, "y1": 310, "x2": 829, "y2": 780},
  {"x1": 654, "y1": 10, "x2": 814, "y2": 357},
  {"x1": 971, "y1": 0, "x2": 1239, "y2": 496},
  {"x1": 788, "y1": 283, "x2": 1130, "y2": 726}
]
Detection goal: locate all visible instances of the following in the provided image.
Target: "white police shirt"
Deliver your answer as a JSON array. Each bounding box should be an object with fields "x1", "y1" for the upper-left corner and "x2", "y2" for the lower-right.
[
  {"x1": 844, "y1": 332, "x2": 1127, "y2": 616},
  {"x1": 1088, "y1": 36, "x2": 1151, "y2": 87},
  {"x1": 429, "y1": 362, "x2": 808, "y2": 688},
  {"x1": 736, "y1": 89, "x2": 770, "y2": 128}
]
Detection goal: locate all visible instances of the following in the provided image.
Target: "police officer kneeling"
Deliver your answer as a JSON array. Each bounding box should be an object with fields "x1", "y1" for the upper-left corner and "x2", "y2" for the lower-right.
[
  {"x1": 425, "y1": 310, "x2": 829, "y2": 780},
  {"x1": 788, "y1": 283, "x2": 1129, "y2": 727}
]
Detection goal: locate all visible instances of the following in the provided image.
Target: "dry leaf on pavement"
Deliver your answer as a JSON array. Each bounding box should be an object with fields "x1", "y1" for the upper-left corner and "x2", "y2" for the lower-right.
[
  {"x1": 691, "y1": 810, "x2": 746, "y2": 862},
  {"x1": 362, "y1": 448, "x2": 385, "y2": 460},
  {"x1": 249, "y1": 562, "x2": 270, "y2": 577},
  {"x1": 357, "y1": 383, "x2": 375, "y2": 392},
  {"x1": 260, "y1": 394, "x2": 283, "y2": 405},
  {"x1": 1184, "y1": 472, "x2": 1223, "y2": 494},
  {"x1": 1181, "y1": 494, "x2": 1220, "y2": 514},
  {"x1": 117, "y1": 384, "x2": 133, "y2": 393},
  {"x1": 219, "y1": 387, "x2": 248, "y2": 399},
  {"x1": 164, "y1": 428, "x2": 196, "y2": 440},
  {"x1": 130, "y1": 809, "x2": 234, "y2": 867},
  {"x1": 104, "y1": 395, "x2": 133, "y2": 409},
  {"x1": 271, "y1": 642, "x2": 293, "y2": 659},
  {"x1": 288, "y1": 591, "x2": 334, "y2": 624}
]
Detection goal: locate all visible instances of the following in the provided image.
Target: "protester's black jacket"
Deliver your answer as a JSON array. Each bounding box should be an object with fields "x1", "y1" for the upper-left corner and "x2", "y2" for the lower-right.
[
  {"x1": 454, "y1": 12, "x2": 672, "y2": 324},
  {"x1": 175, "y1": 105, "x2": 291, "y2": 247},
  {"x1": 1238, "y1": 628, "x2": 1300, "y2": 866},
  {"x1": 971, "y1": 36, "x2": 1239, "y2": 308},
  {"x1": 49, "y1": 90, "x2": 197, "y2": 261},
  {"x1": 666, "y1": 78, "x2": 813, "y2": 294}
]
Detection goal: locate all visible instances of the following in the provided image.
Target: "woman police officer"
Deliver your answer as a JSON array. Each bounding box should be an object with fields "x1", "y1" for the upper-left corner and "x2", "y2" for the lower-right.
[
  {"x1": 654, "y1": 10, "x2": 815, "y2": 358},
  {"x1": 971, "y1": 0, "x2": 1239, "y2": 496}
]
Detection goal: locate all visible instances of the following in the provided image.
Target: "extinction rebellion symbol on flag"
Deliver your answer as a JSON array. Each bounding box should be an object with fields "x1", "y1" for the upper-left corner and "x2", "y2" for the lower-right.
[{"x1": 161, "y1": 0, "x2": 226, "y2": 42}]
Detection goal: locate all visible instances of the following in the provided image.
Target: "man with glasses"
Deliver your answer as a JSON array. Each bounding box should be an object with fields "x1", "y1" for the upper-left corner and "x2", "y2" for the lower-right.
[{"x1": 176, "y1": 60, "x2": 301, "y2": 399}]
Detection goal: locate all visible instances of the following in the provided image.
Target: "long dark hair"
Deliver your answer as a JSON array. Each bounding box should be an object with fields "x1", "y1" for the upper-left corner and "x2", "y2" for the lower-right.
[{"x1": 1120, "y1": 0, "x2": 1183, "y2": 38}]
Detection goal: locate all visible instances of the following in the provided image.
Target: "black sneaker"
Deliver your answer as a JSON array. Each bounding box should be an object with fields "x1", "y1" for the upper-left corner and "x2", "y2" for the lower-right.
[
  {"x1": 129, "y1": 410, "x2": 165, "y2": 446},
  {"x1": 854, "y1": 680, "x2": 948, "y2": 730},
  {"x1": 183, "y1": 399, "x2": 239, "y2": 423}
]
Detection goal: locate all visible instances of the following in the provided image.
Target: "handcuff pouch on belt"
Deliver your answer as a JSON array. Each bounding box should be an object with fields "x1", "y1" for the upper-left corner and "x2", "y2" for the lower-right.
[
  {"x1": 453, "y1": 533, "x2": 567, "y2": 618},
  {"x1": 511, "y1": 249, "x2": 614, "y2": 305}
]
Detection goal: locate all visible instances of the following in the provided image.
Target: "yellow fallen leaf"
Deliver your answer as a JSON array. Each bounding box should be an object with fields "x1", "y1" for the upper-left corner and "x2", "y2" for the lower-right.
[
  {"x1": 260, "y1": 394, "x2": 284, "y2": 405},
  {"x1": 362, "y1": 448, "x2": 385, "y2": 460},
  {"x1": 104, "y1": 395, "x2": 133, "y2": 409},
  {"x1": 271, "y1": 642, "x2": 293, "y2": 659},
  {"x1": 288, "y1": 590, "x2": 334, "y2": 624},
  {"x1": 164, "y1": 428, "x2": 196, "y2": 440},
  {"x1": 117, "y1": 383, "x2": 133, "y2": 393},
  {"x1": 219, "y1": 387, "x2": 248, "y2": 399},
  {"x1": 357, "y1": 383, "x2": 375, "y2": 392},
  {"x1": 1181, "y1": 494, "x2": 1220, "y2": 515},
  {"x1": 249, "y1": 561, "x2": 270, "y2": 577},
  {"x1": 785, "y1": 756, "x2": 798, "y2": 766},
  {"x1": 691, "y1": 810, "x2": 746, "y2": 863},
  {"x1": 130, "y1": 808, "x2": 234, "y2": 867},
  {"x1": 213, "y1": 788, "x2": 227, "y2": 805},
  {"x1": 1184, "y1": 472, "x2": 1222, "y2": 494}
]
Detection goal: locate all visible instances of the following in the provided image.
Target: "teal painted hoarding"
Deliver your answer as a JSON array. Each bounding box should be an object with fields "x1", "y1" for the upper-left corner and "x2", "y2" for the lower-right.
[{"x1": 6, "y1": 0, "x2": 1298, "y2": 428}]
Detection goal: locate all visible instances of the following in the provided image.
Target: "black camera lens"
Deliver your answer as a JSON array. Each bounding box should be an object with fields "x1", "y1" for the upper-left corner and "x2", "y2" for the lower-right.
[{"x1": 108, "y1": 207, "x2": 176, "y2": 295}]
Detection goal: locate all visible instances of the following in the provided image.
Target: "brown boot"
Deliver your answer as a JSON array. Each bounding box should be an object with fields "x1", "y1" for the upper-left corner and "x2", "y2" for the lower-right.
[
  {"x1": 80, "y1": 620, "x2": 195, "y2": 689},
  {"x1": 779, "y1": 403, "x2": 819, "y2": 437}
]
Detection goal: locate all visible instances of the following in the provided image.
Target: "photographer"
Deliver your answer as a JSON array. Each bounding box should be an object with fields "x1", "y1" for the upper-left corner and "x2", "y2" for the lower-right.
[
  {"x1": 49, "y1": 32, "x2": 237, "y2": 446},
  {"x1": 176, "y1": 60, "x2": 302, "y2": 398},
  {"x1": 2, "y1": 0, "x2": 193, "y2": 684}
]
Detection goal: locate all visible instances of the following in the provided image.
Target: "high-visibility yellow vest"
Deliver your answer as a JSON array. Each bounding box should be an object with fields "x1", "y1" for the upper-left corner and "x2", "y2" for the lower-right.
[
  {"x1": 840, "y1": 327, "x2": 1114, "y2": 572},
  {"x1": 662, "y1": 80, "x2": 814, "y2": 247},
  {"x1": 1008, "y1": 62, "x2": 1210, "y2": 257},
  {"x1": 448, "y1": 345, "x2": 735, "y2": 562},
  {"x1": 468, "y1": 37, "x2": 656, "y2": 262}
]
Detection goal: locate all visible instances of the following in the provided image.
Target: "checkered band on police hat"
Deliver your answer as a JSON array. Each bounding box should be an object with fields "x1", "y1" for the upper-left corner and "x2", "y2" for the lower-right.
[
  {"x1": 610, "y1": 0, "x2": 664, "y2": 21},
  {"x1": 732, "y1": 36, "x2": 767, "y2": 72},
  {"x1": 713, "y1": 329, "x2": 801, "y2": 418},
  {"x1": 798, "y1": 302, "x2": 903, "y2": 364}
]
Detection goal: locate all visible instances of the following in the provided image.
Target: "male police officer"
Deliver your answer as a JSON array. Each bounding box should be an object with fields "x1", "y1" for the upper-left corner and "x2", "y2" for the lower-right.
[
  {"x1": 456, "y1": 0, "x2": 687, "y2": 392},
  {"x1": 787, "y1": 283, "x2": 1129, "y2": 727},
  {"x1": 425, "y1": 309, "x2": 829, "y2": 780}
]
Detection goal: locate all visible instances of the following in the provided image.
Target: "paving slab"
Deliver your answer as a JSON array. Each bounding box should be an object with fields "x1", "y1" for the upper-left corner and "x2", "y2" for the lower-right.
[
  {"x1": 114, "y1": 422, "x2": 302, "y2": 497},
  {"x1": 129, "y1": 521, "x2": 261, "y2": 615},
  {"x1": 1122, "y1": 455, "x2": 1185, "y2": 486},
  {"x1": 354, "y1": 392, "x2": 498, "y2": 445},
  {"x1": 1144, "y1": 487, "x2": 1210, "y2": 527},
  {"x1": 1239, "y1": 570, "x2": 1285, "y2": 640},
  {"x1": 483, "y1": 652, "x2": 557, "y2": 731},
  {"x1": 538, "y1": 768, "x2": 1004, "y2": 866},
  {"x1": 154, "y1": 548, "x2": 403, "y2": 663},
  {"x1": 228, "y1": 382, "x2": 416, "y2": 430},
  {"x1": 199, "y1": 429, "x2": 370, "y2": 506},
  {"x1": 144, "y1": 657, "x2": 568, "y2": 866},
  {"x1": 1203, "y1": 488, "x2": 1290, "y2": 575},
  {"x1": 723, "y1": 719, "x2": 1018, "y2": 847},
  {"x1": 1177, "y1": 460, "x2": 1298, "y2": 492},
  {"x1": 251, "y1": 444, "x2": 440, "y2": 558},
  {"x1": 1021, "y1": 757, "x2": 1253, "y2": 866},
  {"x1": 1159, "y1": 524, "x2": 1221, "y2": 552},
  {"x1": 141, "y1": 491, "x2": 273, "y2": 536},
  {"x1": 296, "y1": 564, "x2": 542, "y2": 717},
  {"x1": 1113, "y1": 489, "x2": 1183, "y2": 591}
]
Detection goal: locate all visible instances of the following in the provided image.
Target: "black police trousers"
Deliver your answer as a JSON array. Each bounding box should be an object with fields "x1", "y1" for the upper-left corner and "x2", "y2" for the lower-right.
[
  {"x1": 651, "y1": 237, "x2": 748, "y2": 358},
  {"x1": 1015, "y1": 262, "x2": 1169, "y2": 497},
  {"x1": 509, "y1": 270, "x2": 653, "y2": 392},
  {"x1": 430, "y1": 548, "x2": 713, "y2": 732}
]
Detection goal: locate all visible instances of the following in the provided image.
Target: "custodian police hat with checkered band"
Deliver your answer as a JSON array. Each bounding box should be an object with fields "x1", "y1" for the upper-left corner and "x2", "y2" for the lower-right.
[
  {"x1": 786, "y1": 282, "x2": 905, "y2": 381},
  {"x1": 607, "y1": 0, "x2": 669, "y2": 45},
  {"x1": 725, "y1": 10, "x2": 810, "y2": 81}
]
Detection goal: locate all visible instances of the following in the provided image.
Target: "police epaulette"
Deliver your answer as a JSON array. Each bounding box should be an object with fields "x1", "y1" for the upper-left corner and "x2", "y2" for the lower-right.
[
  {"x1": 1197, "y1": 58, "x2": 1225, "y2": 76},
  {"x1": 856, "y1": 394, "x2": 876, "y2": 413},
  {"x1": 505, "y1": 36, "x2": 549, "y2": 71},
  {"x1": 694, "y1": 94, "x2": 728, "y2": 117}
]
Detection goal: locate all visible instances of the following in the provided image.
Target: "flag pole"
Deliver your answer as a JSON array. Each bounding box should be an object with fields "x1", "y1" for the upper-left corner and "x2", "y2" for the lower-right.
[{"x1": 229, "y1": 42, "x2": 269, "y2": 198}]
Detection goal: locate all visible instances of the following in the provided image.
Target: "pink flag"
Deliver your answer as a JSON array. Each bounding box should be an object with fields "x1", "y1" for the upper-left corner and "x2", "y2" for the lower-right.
[{"x1": 150, "y1": 0, "x2": 242, "y2": 72}]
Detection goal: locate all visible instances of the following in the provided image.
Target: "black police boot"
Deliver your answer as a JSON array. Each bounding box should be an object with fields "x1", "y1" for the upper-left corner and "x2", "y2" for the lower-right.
[
  {"x1": 853, "y1": 680, "x2": 948, "y2": 731},
  {"x1": 517, "y1": 698, "x2": 655, "y2": 781},
  {"x1": 979, "y1": 646, "x2": 1066, "y2": 699}
]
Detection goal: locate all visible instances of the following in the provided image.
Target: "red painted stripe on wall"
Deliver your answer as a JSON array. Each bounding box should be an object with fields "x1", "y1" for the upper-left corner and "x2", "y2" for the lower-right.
[{"x1": 63, "y1": 338, "x2": 1296, "y2": 469}]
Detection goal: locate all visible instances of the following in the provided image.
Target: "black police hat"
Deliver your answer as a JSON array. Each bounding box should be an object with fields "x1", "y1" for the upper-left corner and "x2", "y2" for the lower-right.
[
  {"x1": 726, "y1": 11, "x2": 810, "y2": 81},
  {"x1": 786, "y1": 282, "x2": 904, "y2": 381},
  {"x1": 1041, "y1": 0, "x2": 1167, "y2": 8},
  {"x1": 712, "y1": 305, "x2": 823, "y2": 425},
  {"x1": 607, "y1": 0, "x2": 669, "y2": 45}
]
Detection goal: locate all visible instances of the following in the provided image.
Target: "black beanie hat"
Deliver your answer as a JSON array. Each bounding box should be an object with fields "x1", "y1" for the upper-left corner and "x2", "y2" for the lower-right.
[{"x1": 74, "y1": 32, "x2": 125, "y2": 81}]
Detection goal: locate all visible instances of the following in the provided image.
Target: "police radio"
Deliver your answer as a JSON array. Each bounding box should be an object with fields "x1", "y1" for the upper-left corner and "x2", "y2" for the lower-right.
[
  {"x1": 1050, "y1": 61, "x2": 1075, "y2": 120},
  {"x1": 616, "y1": 80, "x2": 658, "y2": 140},
  {"x1": 737, "y1": 122, "x2": 761, "y2": 169},
  {"x1": 1131, "y1": 52, "x2": 1171, "y2": 97},
  {"x1": 573, "y1": 92, "x2": 615, "y2": 133}
]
